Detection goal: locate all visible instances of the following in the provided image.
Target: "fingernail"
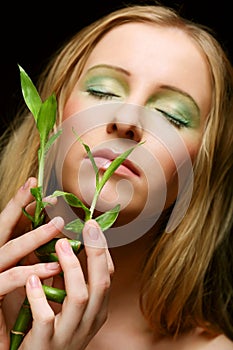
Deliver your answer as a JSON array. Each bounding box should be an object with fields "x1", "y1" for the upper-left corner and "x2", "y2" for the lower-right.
[
  {"x1": 43, "y1": 196, "x2": 57, "y2": 205},
  {"x1": 47, "y1": 216, "x2": 64, "y2": 228},
  {"x1": 45, "y1": 262, "x2": 60, "y2": 270},
  {"x1": 60, "y1": 239, "x2": 73, "y2": 255},
  {"x1": 21, "y1": 178, "x2": 30, "y2": 190},
  {"x1": 28, "y1": 275, "x2": 40, "y2": 288},
  {"x1": 87, "y1": 223, "x2": 99, "y2": 240}
]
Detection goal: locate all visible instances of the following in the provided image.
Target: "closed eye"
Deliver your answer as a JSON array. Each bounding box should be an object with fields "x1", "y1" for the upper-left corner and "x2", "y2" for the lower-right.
[
  {"x1": 156, "y1": 108, "x2": 189, "y2": 128},
  {"x1": 86, "y1": 87, "x2": 121, "y2": 100}
]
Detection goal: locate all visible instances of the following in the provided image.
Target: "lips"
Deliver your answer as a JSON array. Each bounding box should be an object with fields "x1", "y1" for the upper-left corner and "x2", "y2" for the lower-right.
[{"x1": 87, "y1": 149, "x2": 140, "y2": 177}]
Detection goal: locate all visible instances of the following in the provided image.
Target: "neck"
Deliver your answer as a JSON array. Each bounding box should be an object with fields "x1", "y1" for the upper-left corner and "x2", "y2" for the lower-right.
[
  {"x1": 98, "y1": 226, "x2": 160, "y2": 339},
  {"x1": 107, "y1": 224, "x2": 160, "y2": 296}
]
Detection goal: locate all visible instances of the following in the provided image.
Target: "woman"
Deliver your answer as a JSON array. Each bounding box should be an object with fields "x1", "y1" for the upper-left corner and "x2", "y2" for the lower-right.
[{"x1": 0, "y1": 4, "x2": 233, "y2": 349}]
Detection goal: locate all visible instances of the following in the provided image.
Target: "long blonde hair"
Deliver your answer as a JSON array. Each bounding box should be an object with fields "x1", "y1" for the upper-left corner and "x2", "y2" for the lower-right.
[{"x1": 0, "y1": 4, "x2": 233, "y2": 339}]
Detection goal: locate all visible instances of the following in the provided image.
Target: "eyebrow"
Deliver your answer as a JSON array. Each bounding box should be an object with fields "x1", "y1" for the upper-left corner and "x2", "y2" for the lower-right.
[
  {"x1": 161, "y1": 85, "x2": 200, "y2": 114},
  {"x1": 87, "y1": 64, "x2": 131, "y2": 76}
]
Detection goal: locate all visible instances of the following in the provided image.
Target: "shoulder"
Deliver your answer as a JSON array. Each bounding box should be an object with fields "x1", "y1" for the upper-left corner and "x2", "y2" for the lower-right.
[
  {"x1": 204, "y1": 334, "x2": 233, "y2": 349},
  {"x1": 173, "y1": 330, "x2": 233, "y2": 350}
]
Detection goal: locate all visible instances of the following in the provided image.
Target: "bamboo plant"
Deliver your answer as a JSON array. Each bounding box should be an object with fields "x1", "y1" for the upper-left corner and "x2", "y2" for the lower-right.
[{"x1": 10, "y1": 66, "x2": 142, "y2": 350}]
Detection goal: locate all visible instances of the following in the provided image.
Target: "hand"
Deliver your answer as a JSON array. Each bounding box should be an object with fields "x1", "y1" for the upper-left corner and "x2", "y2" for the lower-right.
[
  {"x1": 0, "y1": 178, "x2": 63, "y2": 349},
  {"x1": 22, "y1": 219, "x2": 114, "y2": 350},
  {"x1": 0, "y1": 177, "x2": 114, "y2": 350}
]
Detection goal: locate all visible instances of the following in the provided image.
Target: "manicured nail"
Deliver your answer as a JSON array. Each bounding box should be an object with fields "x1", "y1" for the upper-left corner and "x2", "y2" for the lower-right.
[
  {"x1": 28, "y1": 275, "x2": 40, "y2": 288},
  {"x1": 60, "y1": 239, "x2": 73, "y2": 255},
  {"x1": 45, "y1": 262, "x2": 60, "y2": 270},
  {"x1": 21, "y1": 178, "x2": 30, "y2": 190},
  {"x1": 87, "y1": 223, "x2": 99, "y2": 240},
  {"x1": 43, "y1": 195, "x2": 57, "y2": 205},
  {"x1": 47, "y1": 216, "x2": 64, "y2": 228}
]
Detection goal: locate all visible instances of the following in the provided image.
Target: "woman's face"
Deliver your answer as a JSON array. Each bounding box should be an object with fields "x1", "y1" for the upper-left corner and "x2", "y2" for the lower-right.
[{"x1": 56, "y1": 22, "x2": 211, "y2": 230}]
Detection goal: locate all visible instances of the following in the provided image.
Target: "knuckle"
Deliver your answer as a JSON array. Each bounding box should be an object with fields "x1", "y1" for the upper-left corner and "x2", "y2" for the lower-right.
[
  {"x1": 86, "y1": 244, "x2": 108, "y2": 256},
  {"x1": 109, "y1": 265, "x2": 115, "y2": 276},
  {"x1": 2, "y1": 239, "x2": 14, "y2": 252},
  {"x1": 68, "y1": 290, "x2": 89, "y2": 307},
  {"x1": 7, "y1": 266, "x2": 22, "y2": 282},
  {"x1": 37, "y1": 312, "x2": 55, "y2": 325},
  {"x1": 95, "y1": 277, "x2": 111, "y2": 293}
]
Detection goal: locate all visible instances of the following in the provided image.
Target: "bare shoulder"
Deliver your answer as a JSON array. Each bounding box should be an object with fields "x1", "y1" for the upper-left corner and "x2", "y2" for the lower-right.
[
  {"x1": 205, "y1": 334, "x2": 233, "y2": 350},
  {"x1": 153, "y1": 331, "x2": 233, "y2": 350}
]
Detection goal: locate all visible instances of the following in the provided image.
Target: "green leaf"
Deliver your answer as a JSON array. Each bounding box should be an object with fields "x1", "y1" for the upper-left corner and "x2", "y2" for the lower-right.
[
  {"x1": 22, "y1": 207, "x2": 35, "y2": 224},
  {"x1": 30, "y1": 186, "x2": 45, "y2": 228},
  {"x1": 89, "y1": 141, "x2": 145, "y2": 216},
  {"x1": 37, "y1": 94, "x2": 57, "y2": 147},
  {"x1": 30, "y1": 186, "x2": 43, "y2": 203},
  {"x1": 97, "y1": 142, "x2": 143, "y2": 194},
  {"x1": 33, "y1": 212, "x2": 45, "y2": 229},
  {"x1": 44, "y1": 129, "x2": 62, "y2": 155},
  {"x1": 82, "y1": 142, "x2": 99, "y2": 186},
  {"x1": 95, "y1": 204, "x2": 120, "y2": 231},
  {"x1": 51, "y1": 190, "x2": 90, "y2": 215},
  {"x1": 65, "y1": 218, "x2": 84, "y2": 234},
  {"x1": 18, "y1": 64, "x2": 42, "y2": 121},
  {"x1": 72, "y1": 128, "x2": 99, "y2": 186}
]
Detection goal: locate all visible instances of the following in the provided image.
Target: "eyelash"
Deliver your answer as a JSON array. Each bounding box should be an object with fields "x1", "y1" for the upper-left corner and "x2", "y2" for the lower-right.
[
  {"x1": 155, "y1": 108, "x2": 188, "y2": 128},
  {"x1": 86, "y1": 88, "x2": 188, "y2": 128},
  {"x1": 86, "y1": 88, "x2": 120, "y2": 100}
]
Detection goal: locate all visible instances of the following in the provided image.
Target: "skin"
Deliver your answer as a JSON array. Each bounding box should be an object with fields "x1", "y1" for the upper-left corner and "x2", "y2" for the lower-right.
[
  {"x1": 0, "y1": 178, "x2": 114, "y2": 350},
  {"x1": 60, "y1": 23, "x2": 210, "y2": 229},
  {"x1": 0, "y1": 22, "x2": 232, "y2": 349}
]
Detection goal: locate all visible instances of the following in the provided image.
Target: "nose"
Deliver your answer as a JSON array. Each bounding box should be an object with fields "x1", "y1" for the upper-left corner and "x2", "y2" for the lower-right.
[{"x1": 106, "y1": 104, "x2": 143, "y2": 142}]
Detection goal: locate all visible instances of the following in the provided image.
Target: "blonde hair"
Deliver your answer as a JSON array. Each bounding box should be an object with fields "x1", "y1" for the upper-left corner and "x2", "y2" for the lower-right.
[{"x1": 0, "y1": 4, "x2": 232, "y2": 339}]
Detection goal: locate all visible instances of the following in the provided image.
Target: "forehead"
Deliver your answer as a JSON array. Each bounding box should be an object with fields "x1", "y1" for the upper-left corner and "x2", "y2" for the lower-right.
[{"x1": 86, "y1": 22, "x2": 205, "y2": 67}]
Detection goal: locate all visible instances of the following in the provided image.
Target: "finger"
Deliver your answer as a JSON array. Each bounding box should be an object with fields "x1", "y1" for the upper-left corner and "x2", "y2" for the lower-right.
[
  {"x1": 15, "y1": 195, "x2": 58, "y2": 238},
  {"x1": 25, "y1": 275, "x2": 55, "y2": 346},
  {"x1": 0, "y1": 301, "x2": 9, "y2": 349},
  {"x1": 83, "y1": 219, "x2": 113, "y2": 273},
  {"x1": 80, "y1": 220, "x2": 113, "y2": 329},
  {"x1": 53, "y1": 238, "x2": 88, "y2": 335},
  {"x1": 0, "y1": 262, "x2": 61, "y2": 296},
  {"x1": 0, "y1": 177, "x2": 37, "y2": 245},
  {"x1": 83, "y1": 220, "x2": 114, "y2": 275},
  {"x1": 0, "y1": 216, "x2": 64, "y2": 271}
]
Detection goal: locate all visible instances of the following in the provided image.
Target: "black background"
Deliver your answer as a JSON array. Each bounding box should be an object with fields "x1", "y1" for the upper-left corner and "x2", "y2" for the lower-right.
[{"x1": 0, "y1": 0, "x2": 232, "y2": 136}]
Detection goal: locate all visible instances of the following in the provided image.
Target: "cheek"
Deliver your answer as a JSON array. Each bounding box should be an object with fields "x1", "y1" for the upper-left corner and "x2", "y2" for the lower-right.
[
  {"x1": 147, "y1": 134, "x2": 198, "y2": 209},
  {"x1": 63, "y1": 101, "x2": 81, "y2": 121},
  {"x1": 63, "y1": 87, "x2": 108, "y2": 122},
  {"x1": 164, "y1": 136, "x2": 201, "y2": 208},
  {"x1": 60, "y1": 146, "x2": 81, "y2": 193},
  {"x1": 63, "y1": 93, "x2": 88, "y2": 121},
  {"x1": 157, "y1": 149, "x2": 178, "y2": 207},
  {"x1": 56, "y1": 131, "x2": 104, "y2": 204},
  {"x1": 183, "y1": 135, "x2": 202, "y2": 163},
  {"x1": 55, "y1": 139, "x2": 84, "y2": 195},
  {"x1": 146, "y1": 139, "x2": 177, "y2": 185}
]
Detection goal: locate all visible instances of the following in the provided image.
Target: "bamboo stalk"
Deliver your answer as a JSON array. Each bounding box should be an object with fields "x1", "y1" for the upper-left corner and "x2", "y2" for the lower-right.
[{"x1": 10, "y1": 298, "x2": 31, "y2": 350}]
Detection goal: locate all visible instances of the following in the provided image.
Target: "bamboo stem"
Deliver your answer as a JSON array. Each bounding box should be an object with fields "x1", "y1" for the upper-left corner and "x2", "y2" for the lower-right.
[{"x1": 10, "y1": 298, "x2": 31, "y2": 350}]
